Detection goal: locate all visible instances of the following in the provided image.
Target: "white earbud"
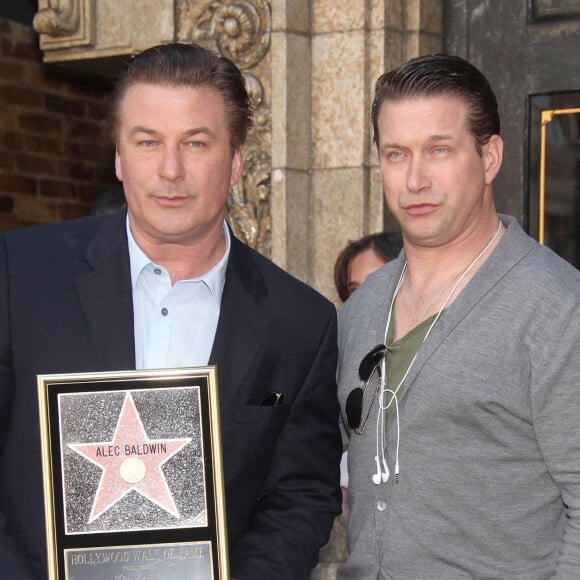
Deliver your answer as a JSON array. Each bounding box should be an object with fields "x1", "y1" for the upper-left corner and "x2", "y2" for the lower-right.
[
  {"x1": 372, "y1": 455, "x2": 390, "y2": 485},
  {"x1": 372, "y1": 455, "x2": 382, "y2": 485},
  {"x1": 381, "y1": 457, "x2": 390, "y2": 483}
]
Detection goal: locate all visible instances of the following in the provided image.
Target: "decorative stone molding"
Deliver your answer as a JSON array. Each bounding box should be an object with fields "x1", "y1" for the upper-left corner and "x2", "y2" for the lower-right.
[
  {"x1": 228, "y1": 73, "x2": 272, "y2": 255},
  {"x1": 211, "y1": 0, "x2": 271, "y2": 69},
  {"x1": 179, "y1": 0, "x2": 271, "y2": 69},
  {"x1": 178, "y1": 0, "x2": 273, "y2": 254},
  {"x1": 33, "y1": 0, "x2": 92, "y2": 49},
  {"x1": 531, "y1": 0, "x2": 580, "y2": 20}
]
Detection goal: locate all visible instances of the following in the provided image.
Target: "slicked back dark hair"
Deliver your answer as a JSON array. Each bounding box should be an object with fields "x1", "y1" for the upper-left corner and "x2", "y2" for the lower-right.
[
  {"x1": 371, "y1": 54, "x2": 500, "y2": 155},
  {"x1": 110, "y1": 43, "x2": 252, "y2": 152}
]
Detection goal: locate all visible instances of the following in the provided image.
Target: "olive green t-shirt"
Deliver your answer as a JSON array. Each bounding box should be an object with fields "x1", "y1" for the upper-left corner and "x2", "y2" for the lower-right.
[{"x1": 384, "y1": 312, "x2": 439, "y2": 418}]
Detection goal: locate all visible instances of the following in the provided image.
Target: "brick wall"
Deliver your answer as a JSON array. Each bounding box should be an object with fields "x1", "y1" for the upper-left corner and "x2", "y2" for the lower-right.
[{"x1": 0, "y1": 17, "x2": 118, "y2": 231}]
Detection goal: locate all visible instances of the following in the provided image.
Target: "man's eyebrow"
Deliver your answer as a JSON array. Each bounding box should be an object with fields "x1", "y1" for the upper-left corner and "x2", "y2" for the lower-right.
[
  {"x1": 426, "y1": 133, "x2": 454, "y2": 142},
  {"x1": 380, "y1": 134, "x2": 455, "y2": 150},
  {"x1": 128, "y1": 126, "x2": 157, "y2": 137},
  {"x1": 182, "y1": 127, "x2": 216, "y2": 139},
  {"x1": 379, "y1": 141, "x2": 408, "y2": 154},
  {"x1": 127, "y1": 126, "x2": 217, "y2": 138},
  {"x1": 380, "y1": 141, "x2": 404, "y2": 149}
]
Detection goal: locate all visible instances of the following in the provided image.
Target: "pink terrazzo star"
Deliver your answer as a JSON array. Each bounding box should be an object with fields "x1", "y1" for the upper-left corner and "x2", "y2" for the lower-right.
[{"x1": 69, "y1": 392, "x2": 191, "y2": 523}]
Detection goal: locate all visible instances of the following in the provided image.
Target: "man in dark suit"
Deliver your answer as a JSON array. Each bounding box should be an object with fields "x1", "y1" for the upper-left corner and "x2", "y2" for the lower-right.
[{"x1": 0, "y1": 43, "x2": 341, "y2": 579}]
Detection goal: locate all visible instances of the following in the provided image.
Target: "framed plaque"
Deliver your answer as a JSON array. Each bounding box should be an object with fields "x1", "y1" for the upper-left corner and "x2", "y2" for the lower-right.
[{"x1": 37, "y1": 366, "x2": 228, "y2": 579}]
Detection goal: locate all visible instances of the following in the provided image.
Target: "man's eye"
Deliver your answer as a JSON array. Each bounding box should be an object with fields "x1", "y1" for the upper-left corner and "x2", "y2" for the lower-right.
[{"x1": 140, "y1": 140, "x2": 156, "y2": 148}]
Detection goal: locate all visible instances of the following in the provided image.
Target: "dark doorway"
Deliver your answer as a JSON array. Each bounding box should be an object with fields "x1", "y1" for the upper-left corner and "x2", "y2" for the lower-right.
[{"x1": 0, "y1": 0, "x2": 37, "y2": 26}]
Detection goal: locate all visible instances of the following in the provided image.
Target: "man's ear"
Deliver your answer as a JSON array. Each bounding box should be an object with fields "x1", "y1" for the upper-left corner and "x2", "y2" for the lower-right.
[
  {"x1": 230, "y1": 148, "x2": 243, "y2": 187},
  {"x1": 115, "y1": 143, "x2": 123, "y2": 182},
  {"x1": 483, "y1": 134, "x2": 503, "y2": 185}
]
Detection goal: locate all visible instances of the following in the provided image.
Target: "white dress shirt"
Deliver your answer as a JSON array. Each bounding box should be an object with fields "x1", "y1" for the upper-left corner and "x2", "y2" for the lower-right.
[{"x1": 127, "y1": 218, "x2": 230, "y2": 369}]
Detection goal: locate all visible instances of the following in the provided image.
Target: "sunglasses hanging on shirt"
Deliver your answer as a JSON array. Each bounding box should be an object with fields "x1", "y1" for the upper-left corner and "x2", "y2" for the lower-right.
[{"x1": 345, "y1": 344, "x2": 386, "y2": 434}]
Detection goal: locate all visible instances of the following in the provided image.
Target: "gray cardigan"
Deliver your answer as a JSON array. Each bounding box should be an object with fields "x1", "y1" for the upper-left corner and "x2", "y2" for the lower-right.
[{"x1": 337, "y1": 216, "x2": 580, "y2": 579}]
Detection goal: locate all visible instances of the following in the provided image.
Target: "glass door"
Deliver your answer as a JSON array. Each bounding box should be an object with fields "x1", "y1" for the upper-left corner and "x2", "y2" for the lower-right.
[{"x1": 528, "y1": 93, "x2": 580, "y2": 269}]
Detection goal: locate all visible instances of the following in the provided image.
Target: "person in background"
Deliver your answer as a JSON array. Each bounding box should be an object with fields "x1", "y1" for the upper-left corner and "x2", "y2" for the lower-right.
[
  {"x1": 334, "y1": 232, "x2": 402, "y2": 302},
  {"x1": 91, "y1": 185, "x2": 126, "y2": 215},
  {"x1": 337, "y1": 54, "x2": 580, "y2": 579},
  {"x1": 0, "y1": 43, "x2": 341, "y2": 580}
]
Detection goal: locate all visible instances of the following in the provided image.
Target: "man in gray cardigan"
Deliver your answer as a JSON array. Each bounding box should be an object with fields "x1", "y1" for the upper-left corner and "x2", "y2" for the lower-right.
[{"x1": 337, "y1": 54, "x2": 580, "y2": 579}]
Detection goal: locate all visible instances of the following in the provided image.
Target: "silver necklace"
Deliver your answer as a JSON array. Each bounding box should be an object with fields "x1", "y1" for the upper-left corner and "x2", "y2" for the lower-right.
[
  {"x1": 404, "y1": 218, "x2": 504, "y2": 326},
  {"x1": 373, "y1": 218, "x2": 503, "y2": 483}
]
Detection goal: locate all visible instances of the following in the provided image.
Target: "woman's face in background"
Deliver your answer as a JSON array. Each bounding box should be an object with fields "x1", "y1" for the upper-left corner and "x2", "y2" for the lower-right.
[{"x1": 346, "y1": 248, "x2": 387, "y2": 297}]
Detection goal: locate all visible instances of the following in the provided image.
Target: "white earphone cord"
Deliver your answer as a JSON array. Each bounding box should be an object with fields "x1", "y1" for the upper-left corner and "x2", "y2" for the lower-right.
[{"x1": 373, "y1": 219, "x2": 502, "y2": 485}]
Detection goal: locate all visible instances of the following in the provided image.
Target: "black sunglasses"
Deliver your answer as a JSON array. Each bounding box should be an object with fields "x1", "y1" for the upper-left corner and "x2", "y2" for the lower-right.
[{"x1": 345, "y1": 344, "x2": 387, "y2": 434}]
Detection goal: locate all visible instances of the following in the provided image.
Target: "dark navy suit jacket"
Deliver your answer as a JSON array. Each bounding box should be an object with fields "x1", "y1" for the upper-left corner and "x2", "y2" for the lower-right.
[{"x1": 0, "y1": 209, "x2": 341, "y2": 579}]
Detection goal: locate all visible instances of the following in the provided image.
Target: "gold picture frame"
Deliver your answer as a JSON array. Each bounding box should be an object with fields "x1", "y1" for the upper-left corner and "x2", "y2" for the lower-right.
[{"x1": 38, "y1": 366, "x2": 228, "y2": 580}]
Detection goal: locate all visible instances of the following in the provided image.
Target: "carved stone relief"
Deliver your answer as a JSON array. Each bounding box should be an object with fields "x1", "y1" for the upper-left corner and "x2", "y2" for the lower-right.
[
  {"x1": 228, "y1": 72, "x2": 272, "y2": 254},
  {"x1": 176, "y1": 0, "x2": 270, "y2": 68},
  {"x1": 177, "y1": 0, "x2": 273, "y2": 256},
  {"x1": 33, "y1": 0, "x2": 92, "y2": 49}
]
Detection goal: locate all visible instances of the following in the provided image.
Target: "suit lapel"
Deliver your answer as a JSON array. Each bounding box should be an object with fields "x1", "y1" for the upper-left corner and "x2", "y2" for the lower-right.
[
  {"x1": 209, "y1": 234, "x2": 270, "y2": 410},
  {"x1": 75, "y1": 219, "x2": 269, "y2": 389},
  {"x1": 76, "y1": 211, "x2": 136, "y2": 371}
]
